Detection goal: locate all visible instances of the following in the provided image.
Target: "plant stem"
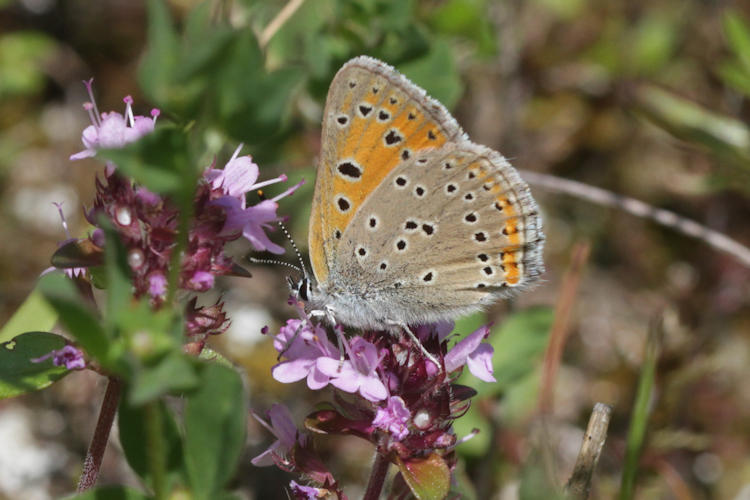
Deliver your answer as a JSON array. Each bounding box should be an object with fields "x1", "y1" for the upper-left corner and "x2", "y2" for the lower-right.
[
  {"x1": 363, "y1": 450, "x2": 390, "y2": 500},
  {"x1": 77, "y1": 376, "x2": 121, "y2": 492},
  {"x1": 145, "y1": 400, "x2": 167, "y2": 499}
]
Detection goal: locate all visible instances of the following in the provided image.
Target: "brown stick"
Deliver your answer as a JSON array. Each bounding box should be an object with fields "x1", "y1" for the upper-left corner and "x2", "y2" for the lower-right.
[
  {"x1": 539, "y1": 242, "x2": 591, "y2": 414},
  {"x1": 566, "y1": 403, "x2": 613, "y2": 499},
  {"x1": 77, "y1": 377, "x2": 121, "y2": 492}
]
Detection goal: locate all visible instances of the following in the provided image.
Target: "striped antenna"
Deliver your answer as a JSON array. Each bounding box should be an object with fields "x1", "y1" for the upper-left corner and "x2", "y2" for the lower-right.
[
  {"x1": 254, "y1": 188, "x2": 310, "y2": 281},
  {"x1": 248, "y1": 257, "x2": 302, "y2": 274}
]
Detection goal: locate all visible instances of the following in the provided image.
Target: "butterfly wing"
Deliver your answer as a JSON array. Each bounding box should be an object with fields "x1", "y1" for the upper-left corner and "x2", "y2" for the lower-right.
[
  {"x1": 310, "y1": 56, "x2": 544, "y2": 326},
  {"x1": 309, "y1": 56, "x2": 464, "y2": 287},
  {"x1": 337, "y1": 141, "x2": 543, "y2": 318}
]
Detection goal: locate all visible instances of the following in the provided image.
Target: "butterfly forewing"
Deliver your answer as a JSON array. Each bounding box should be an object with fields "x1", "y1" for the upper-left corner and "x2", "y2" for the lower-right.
[{"x1": 310, "y1": 57, "x2": 464, "y2": 286}]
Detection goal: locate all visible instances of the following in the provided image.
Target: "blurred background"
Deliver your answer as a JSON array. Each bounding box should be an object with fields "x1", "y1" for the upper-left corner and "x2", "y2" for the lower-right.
[{"x1": 1, "y1": 0, "x2": 750, "y2": 498}]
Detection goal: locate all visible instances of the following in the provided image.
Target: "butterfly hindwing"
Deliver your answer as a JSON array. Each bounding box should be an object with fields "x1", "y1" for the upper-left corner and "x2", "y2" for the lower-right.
[{"x1": 335, "y1": 141, "x2": 544, "y2": 313}]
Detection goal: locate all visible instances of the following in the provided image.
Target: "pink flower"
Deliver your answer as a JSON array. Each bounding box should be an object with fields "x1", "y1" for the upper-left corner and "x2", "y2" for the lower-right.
[
  {"x1": 31, "y1": 345, "x2": 85, "y2": 370},
  {"x1": 317, "y1": 336, "x2": 388, "y2": 402},
  {"x1": 444, "y1": 325, "x2": 496, "y2": 382},
  {"x1": 187, "y1": 270, "x2": 214, "y2": 291},
  {"x1": 251, "y1": 404, "x2": 305, "y2": 467},
  {"x1": 271, "y1": 319, "x2": 338, "y2": 390},
  {"x1": 372, "y1": 396, "x2": 411, "y2": 441},
  {"x1": 148, "y1": 273, "x2": 167, "y2": 297},
  {"x1": 206, "y1": 145, "x2": 303, "y2": 254},
  {"x1": 71, "y1": 80, "x2": 159, "y2": 161},
  {"x1": 289, "y1": 481, "x2": 328, "y2": 499}
]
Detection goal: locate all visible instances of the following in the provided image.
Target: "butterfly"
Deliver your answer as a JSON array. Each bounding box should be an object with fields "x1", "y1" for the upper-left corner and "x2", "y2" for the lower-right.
[{"x1": 294, "y1": 56, "x2": 544, "y2": 333}]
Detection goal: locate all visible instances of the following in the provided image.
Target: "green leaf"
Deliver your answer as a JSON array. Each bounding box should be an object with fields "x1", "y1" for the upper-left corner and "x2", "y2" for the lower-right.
[
  {"x1": 0, "y1": 31, "x2": 57, "y2": 99},
  {"x1": 129, "y1": 353, "x2": 199, "y2": 405},
  {"x1": 118, "y1": 396, "x2": 184, "y2": 489},
  {"x1": 634, "y1": 84, "x2": 750, "y2": 166},
  {"x1": 396, "y1": 453, "x2": 451, "y2": 500},
  {"x1": 102, "y1": 220, "x2": 134, "y2": 334},
  {"x1": 38, "y1": 273, "x2": 110, "y2": 364},
  {"x1": 723, "y1": 11, "x2": 750, "y2": 72},
  {"x1": 0, "y1": 288, "x2": 57, "y2": 343},
  {"x1": 216, "y1": 30, "x2": 304, "y2": 146},
  {"x1": 718, "y1": 61, "x2": 750, "y2": 97},
  {"x1": 139, "y1": 0, "x2": 180, "y2": 107},
  {"x1": 184, "y1": 363, "x2": 246, "y2": 500},
  {"x1": 399, "y1": 39, "x2": 463, "y2": 109},
  {"x1": 0, "y1": 332, "x2": 71, "y2": 399},
  {"x1": 198, "y1": 347, "x2": 235, "y2": 369},
  {"x1": 62, "y1": 485, "x2": 150, "y2": 500},
  {"x1": 475, "y1": 306, "x2": 553, "y2": 396},
  {"x1": 619, "y1": 322, "x2": 661, "y2": 500},
  {"x1": 428, "y1": 0, "x2": 497, "y2": 56},
  {"x1": 99, "y1": 127, "x2": 195, "y2": 197}
]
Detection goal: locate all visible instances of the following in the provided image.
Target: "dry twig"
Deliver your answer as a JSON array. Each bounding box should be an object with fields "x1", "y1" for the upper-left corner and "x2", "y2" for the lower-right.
[
  {"x1": 566, "y1": 403, "x2": 613, "y2": 499},
  {"x1": 520, "y1": 169, "x2": 750, "y2": 268}
]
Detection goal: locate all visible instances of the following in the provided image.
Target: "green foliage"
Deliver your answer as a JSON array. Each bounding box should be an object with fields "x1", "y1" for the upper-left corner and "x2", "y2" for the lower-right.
[
  {"x1": 634, "y1": 85, "x2": 750, "y2": 178},
  {"x1": 619, "y1": 324, "x2": 661, "y2": 500},
  {"x1": 0, "y1": 332, "x2": 71, "y2": 399},
  {"x1": 100, "y1": 128, "x2": 195, "y2": 198},
  {"x1": 139, "y1": 0, "x2": 302, "y2": 152},
  {"x1": 396, "y1": 453, "x2": 451, "y2": 500},
  {"x1": 118, "y1": 397, "x2": 184, "y2": 491},
  {"x1": 399, "y1": 39, "x2": 463, "y2": 109},
  {"x1": 63, "y1": 486, "x2": 151, "y2": 500},
  {"x1": 184, "y1": 363, "x2": 247, "y2": 500},
  {"x1": 38, "y1": 273, "x2": 112, "y2": 366},
  {"x1": 455, "y1": 307, "x2": 553, "y2": 456},
  {"x1": 720, "y1": 11, "x2": 750, "y2": 97},
  {"x1": 0, "y1": 31, "x2": 56, "y2": 99},
  {"x1": 0, "y1": 288, "x2": 57, "y2": 343}
]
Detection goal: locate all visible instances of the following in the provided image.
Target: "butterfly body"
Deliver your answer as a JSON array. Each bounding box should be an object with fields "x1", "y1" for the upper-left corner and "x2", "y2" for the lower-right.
[{"x1": 303, "y1": 56, "x2": 544, "y2": 330}]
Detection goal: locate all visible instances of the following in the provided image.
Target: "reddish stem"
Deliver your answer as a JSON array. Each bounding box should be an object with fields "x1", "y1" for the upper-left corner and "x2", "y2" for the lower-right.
[
  {"x1": 77, "y1": 376, "x2": 121, "y2": 492},
  {"x1": 363, "y1": 450, "x2": 390, "y2": 500}
]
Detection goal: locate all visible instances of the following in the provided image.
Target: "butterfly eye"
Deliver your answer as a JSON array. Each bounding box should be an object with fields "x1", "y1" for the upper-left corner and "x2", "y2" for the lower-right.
[{"x1": 298, "y1": 277, "x2": 310, "y2": 301}]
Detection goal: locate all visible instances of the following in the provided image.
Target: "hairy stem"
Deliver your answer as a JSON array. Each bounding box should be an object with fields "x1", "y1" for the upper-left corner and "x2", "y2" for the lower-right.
[
  {"x1": 363, "y1": 450, "x2": 390, "y2": 500},
  {"x1": 77, "y1": 377, "x2": 121, "y2": 492}
]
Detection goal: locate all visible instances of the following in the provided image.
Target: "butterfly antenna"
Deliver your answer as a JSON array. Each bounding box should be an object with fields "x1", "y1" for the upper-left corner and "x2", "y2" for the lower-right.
[
  {"x1": 277, "y1": 219, "x2": 310, "y2": 281},
  {"x1": 255, "y1": 188, "x2": 310, "y2": 281},
  {"x1": 247, "y1": 257, "x2": 302, "y2": 273}
]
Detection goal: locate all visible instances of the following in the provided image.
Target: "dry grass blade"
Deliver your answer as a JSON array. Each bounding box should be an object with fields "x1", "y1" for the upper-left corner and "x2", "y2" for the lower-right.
[{"x1": 539, "y1": 242, "x2": 591, "y2": 414}]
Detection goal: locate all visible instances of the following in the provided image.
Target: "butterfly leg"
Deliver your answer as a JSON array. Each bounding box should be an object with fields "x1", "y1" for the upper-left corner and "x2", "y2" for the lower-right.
[
  {"x1": 388, "y1": 321, "x2": 443, "y2": 373},
  {"x1": 311, "y1": 306, "x2": 347, "y2": 371}
]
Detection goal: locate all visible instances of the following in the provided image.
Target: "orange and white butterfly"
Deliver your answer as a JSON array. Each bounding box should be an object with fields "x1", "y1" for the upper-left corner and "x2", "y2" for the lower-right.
[{"x1": 294, "y1": 56, "x2": 544, "y2": 332}]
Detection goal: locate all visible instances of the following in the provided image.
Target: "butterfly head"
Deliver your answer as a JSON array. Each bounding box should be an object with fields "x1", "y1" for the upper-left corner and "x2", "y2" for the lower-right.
[{"x1": 288, "y1": 275, "x2": 314, "y2": 303}]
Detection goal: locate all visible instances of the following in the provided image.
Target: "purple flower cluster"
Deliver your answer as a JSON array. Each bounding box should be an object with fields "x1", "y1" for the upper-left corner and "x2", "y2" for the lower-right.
[
  {"x1": 253, "y1": 301, "x2": 497, "y2": 495},
  {"x1": 53, "y1": 82, "x2": 299, "y2": 346}
]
